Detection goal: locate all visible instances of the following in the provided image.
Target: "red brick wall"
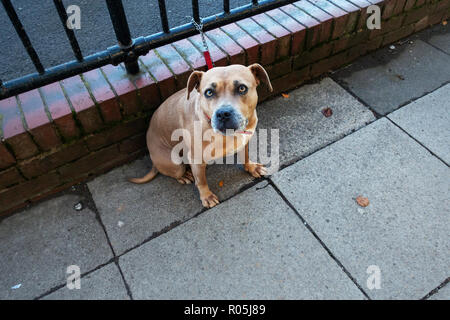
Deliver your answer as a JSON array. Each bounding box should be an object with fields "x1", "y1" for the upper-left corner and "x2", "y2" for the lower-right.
[{"x1": 0, "y1": 0, "x2": 448, "y2": 216}]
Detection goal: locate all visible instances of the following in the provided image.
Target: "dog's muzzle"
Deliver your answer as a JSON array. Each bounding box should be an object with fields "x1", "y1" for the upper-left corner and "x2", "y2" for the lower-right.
[{"x1": 211, "y1": 105, "x2": 247, "y2": 135}]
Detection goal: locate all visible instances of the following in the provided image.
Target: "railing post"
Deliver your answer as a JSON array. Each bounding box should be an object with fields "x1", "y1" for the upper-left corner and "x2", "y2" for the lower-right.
[{"x1": 105, "y1": 0, "x2": 139, "y2": 74}]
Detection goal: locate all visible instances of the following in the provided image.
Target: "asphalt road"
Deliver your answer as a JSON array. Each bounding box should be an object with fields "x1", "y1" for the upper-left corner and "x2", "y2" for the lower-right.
[{"x1": 0, "y1": 0, "x2": 250, "y2": 83}]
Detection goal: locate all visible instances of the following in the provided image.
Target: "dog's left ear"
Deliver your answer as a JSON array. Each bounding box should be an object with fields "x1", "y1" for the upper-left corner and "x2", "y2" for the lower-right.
[
  {"x1": 248, "y1": 63, "x2": 273, "y2": 92},
  {"x1": 186, "y1": 70, "x2": 204, "y2": 100}
]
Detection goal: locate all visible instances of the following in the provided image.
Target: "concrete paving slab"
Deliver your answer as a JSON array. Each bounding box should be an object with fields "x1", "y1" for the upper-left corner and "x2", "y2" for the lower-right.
[
  {"x1": 88, "y1": 157, "x2": 255, "y2": 256},
  {"x1": 388, "y1": 83, "x2": 450, "y2": 164},
  {"x1": 119, "y1": 183, "x2": 365, "y2": 299},
  {"x1": 257, "y1": 77, "x2": 375, "y2": 167},
  {"x1": 42, "y1": 263, "x2": 129, "y2": 300},
  {"x1": 333, "y1": 40, "x2": 450, "y2": 115},
  {"x1": 415, "y1": 23, "x2": 450, "y2": 55},
  {"x1": 0, "y1": 194, "x2": 113, "y2": 300},
  {"x1": 429, "y1": 283, "x2": 450, "y2": 300},
  {"x1": 271, "y1": 118, "x2": 450, "y2": 299},
  {"x1": 88, "y1": 77, "x2": 374, "y2": 256}
]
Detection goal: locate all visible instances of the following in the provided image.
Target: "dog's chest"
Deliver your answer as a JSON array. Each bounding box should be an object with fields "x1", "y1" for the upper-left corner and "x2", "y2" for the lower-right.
[{"x1": 206, "y1": 132, "x2": 252, "y2": 161}]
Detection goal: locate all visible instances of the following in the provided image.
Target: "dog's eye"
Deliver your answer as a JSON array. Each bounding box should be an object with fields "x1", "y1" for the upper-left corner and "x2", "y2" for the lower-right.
[
  {"x1": 204, "y1": 89, "x2": 215, "y2": 98},
  {"x1": 238, "y1": 84, "x2": 248, "y2": 95}
]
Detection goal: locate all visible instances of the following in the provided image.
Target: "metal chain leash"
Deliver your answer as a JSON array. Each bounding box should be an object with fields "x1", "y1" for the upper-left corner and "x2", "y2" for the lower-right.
[{"x1": 189, "y1": 16, "x2": 214, "y2": 69}]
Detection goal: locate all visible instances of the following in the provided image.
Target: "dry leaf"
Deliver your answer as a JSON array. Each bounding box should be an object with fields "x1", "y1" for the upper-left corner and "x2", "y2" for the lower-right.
[
  {"x1": 356, "y1": 196, "x2": 370, "y2": 207},
  {"x1": 322, "y1": 107, "x2": 333, "y2": 117},
  {"x1": 442, "y1": 20, "x2": 447, "y2": 26},
  {"x1": 281, "y1": 93, "x2": 289, "y2": 98},
  {"x1": 218, "y1": 181, "x2": 224, "y2": 187}
]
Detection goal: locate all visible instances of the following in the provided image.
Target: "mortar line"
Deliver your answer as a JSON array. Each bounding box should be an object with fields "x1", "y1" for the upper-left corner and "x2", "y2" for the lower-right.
[
  {"x1": 386, "y1": 117, "x2": 449, "y2": 167},
  {"x1": 82, "y1": 181, "x2": 135, "y2": 300},
  {"x1": 267, "y1": 179, "x2": 371, "y2": 300}
]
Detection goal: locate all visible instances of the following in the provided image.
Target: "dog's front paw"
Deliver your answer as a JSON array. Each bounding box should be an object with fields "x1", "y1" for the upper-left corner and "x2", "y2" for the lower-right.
[
  {"x1": 244, "y1": 162, "x2": 268, "y2": 178},
  {"x1": 201, "y1": 191, "x2": 220, "y2": 208}
]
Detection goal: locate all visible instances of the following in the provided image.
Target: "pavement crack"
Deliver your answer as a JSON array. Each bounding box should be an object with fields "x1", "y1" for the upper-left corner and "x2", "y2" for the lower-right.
[{"x1": 267, "y1": 179, "x2": 371, "y2": 300}]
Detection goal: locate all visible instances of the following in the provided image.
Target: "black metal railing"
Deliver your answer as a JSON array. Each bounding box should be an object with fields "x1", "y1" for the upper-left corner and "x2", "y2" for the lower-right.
[{"x1": 0, "y1": 0, "x2": 295, "y2": 100}]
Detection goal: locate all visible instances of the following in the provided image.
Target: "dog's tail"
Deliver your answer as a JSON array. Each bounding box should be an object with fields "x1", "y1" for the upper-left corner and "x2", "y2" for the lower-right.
[{"x1": 128, "y1": 166, "x2": 159, "y2": 184}]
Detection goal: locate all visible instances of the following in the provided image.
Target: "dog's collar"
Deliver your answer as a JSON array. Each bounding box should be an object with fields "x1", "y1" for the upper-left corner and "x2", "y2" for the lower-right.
[{"x1": 203, "y1": 111, "x2": 252, "y2": 135}]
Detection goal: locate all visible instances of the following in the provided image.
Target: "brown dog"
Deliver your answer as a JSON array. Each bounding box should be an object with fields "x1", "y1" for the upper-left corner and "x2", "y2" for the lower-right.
[{"x1": 130, "y1": 64, "x2": 273, "y2": 208}]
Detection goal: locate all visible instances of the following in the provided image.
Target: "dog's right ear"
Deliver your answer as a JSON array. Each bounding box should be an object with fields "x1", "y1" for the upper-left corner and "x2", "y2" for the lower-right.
[{"x1": 186, "y1": 71, "x2": 204, "y2": 100}]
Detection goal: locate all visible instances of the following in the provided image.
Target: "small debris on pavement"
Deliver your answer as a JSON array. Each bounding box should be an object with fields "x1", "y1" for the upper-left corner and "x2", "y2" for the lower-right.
[
  {"x1": 11, "y1": 284, "x2": 21, "y2": 290},
  {"x1": 356, "y1": 196, "x2": 370, "y2": 207},
  {"x1": 321, "y1": 107, "x2": 333, "y2": 117},
  {"x1": 395, "y1": 74, "x2": 405, "y2": 80},
  {"x1": 389, "y1": 45, "x2": 396, "y2": 50},
  {"x1": 74, "y1": 202, "x2": 84, "y2": 211},
  {"x1": 281, "y1": 93, "x2": 289, "y2": 98},
  {"x1": 218, "y1": 181, "x2": 224, "y2": 187},
  {"x1": 118, "y1": 221, "x2": 125, "y2": 228}
]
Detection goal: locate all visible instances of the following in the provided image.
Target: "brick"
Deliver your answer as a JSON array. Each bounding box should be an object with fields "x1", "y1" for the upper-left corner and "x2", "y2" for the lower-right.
[
  {"x1": 18, "y1": 140, "x2": 88, "y2": 179},
  {"x1": 370, "y1": 14, "x2": 404, "y2": 38},
  {"x1": 189, "y1": 34, "x2": 228, "y2": 68},
  {"x1": 130, "y1": 68, "x2": 161, "y2": 111},
  {"x1": 266, "y1": 8, "x2": 306, "y2": 55},
  {"x1": 382, "y1": 0, "x2": 397, "y2": 19},
  {"x1": 348, "y1": 0, "x2": 373, "y2": 29},
  {"x1": 294, "y1": 0, "x2": 333, "y2": 43},
  {"x1": 220, "y1": 23, "x2": 260, "y2": 65},
  {"x1": 140, "y1": 50, "x2": 177, "y2": 100},
  {"x1": 0, "y1": 97, "x2": 39, "y2": 160},
  {"x1": 58, "y1": 144, "x2": 119, "y2": 180},
  {"x1": 414, "y1": 15, "x2": 429, "y2": 30},
  {"x1": 83, "y1": 68, "x2": 122, "y2": 122},
  {"x1": 333, "y1": 29, "x2": 370, "y2": 53},
  {"x1": 206, "y1": 28, "x2": 245, "y2": 65},
  {"x1": 280, "y1": 4, "x2": 322, "y2": 49},
  {"x1": 0, "y1": 143, "x2": 16, "y2": 169},
  {"x1": 393, "y1": 0, "x2": 407, "y2": 15},
  {"x1": 270, "y1": 66, "x2": 310, "y2": 95},
  {"x1": 265, "y1": 58, "x2": 293, "y2": 80},
  {"x1": 101, "y1": 64, "x2": 140, "y2": 116},
  {"x1": 403, "y1": 4, "x2": 431, "y2": 24},
  {"x1": 347, "y1": 43, "x2": 368, "y2": 61},
  {"x1": 0, "y1": 171, "x2": 60, "y2": 212},
  {"x1": 415, "y1": 0, "x2": 425, "y2": 6},
  {"x1": 0, "y1": 167, "x2": 24, "y2": 188},
  {"x1": 404, "y1": 0, "x2": 417, "y2": 11},
  {"x1": 328, "y1": 0, "x2": 361, "y2": 33},
  {"x1": 60, "y1": 75, "x2": 103, "y2": 134},
  {"x1": 236, "y1": 18, "x2": 277, "y2": 65},
  {"x1": 366, "y1": 35, "x2": 384, "y2": 51},
  {"x1": 119, "y1": 133, "x2": 146, "y2": 154},
  {"x1": 85, "y1": 117, "x2": 147, "y2": 151},
  {"x1": 310, "y1": 0, "x2": 350, "y2": 39},
  {"x1": 18, "y1": 89, "x2": 61, "y2": 151},
  {"x1": 310, "y1": 50, "x2": 349, "y2": 77},
  {"x1": 382, "y1": 24, "x2": 415, "y2": 45},
  {"x1": 293, "y1": 42, "x2": 333, "y2": 69},
  {"x1": 155, "y1": 44, "x2": 192, "y2": 90},
  {"x1": 171, "y1": 38, "x2": 207, "y2": 70},
  {"x1": 40, "y1": 82, "x2": 80, "y2": 140},
  {"x1": 252, "y1": 13, "x2": 291, "y2": 59}
]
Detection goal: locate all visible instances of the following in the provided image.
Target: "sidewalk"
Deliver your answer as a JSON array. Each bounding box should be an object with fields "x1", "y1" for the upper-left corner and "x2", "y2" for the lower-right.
[{"x1": 0, "y1": 23, "x2": 448, "y2": 300}]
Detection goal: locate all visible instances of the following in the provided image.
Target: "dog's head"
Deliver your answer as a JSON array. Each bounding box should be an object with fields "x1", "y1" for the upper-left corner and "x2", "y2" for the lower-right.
[{"x1": 186, "y1": 64, "x2": 272, "y2": 135}]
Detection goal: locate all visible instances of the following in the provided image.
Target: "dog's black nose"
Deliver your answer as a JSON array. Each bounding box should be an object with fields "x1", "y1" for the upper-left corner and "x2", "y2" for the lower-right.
[{"x1": 215, "y1": 106, "x2": 233, "y2": 120}]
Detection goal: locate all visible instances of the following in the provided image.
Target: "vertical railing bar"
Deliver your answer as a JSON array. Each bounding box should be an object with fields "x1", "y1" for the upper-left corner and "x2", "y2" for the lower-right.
[
  {"x1": 192, "y1": 0, "x2": 200, "y2": 23},
  {"x1": 1, "y1": 0, "x2": 45, "y2": 74},
  {"x1": 157, "y1": 0, "x2": 170, "y2": 33},
  {"x1": 53, "y1": 0, "x2": 83, "y2": 62},
  {"x1": 105, "y1": 0, "x2": 139, "y2": 74},
  {"x1": 224, "y1": 0, "x2": 230, "y2": 14}
]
